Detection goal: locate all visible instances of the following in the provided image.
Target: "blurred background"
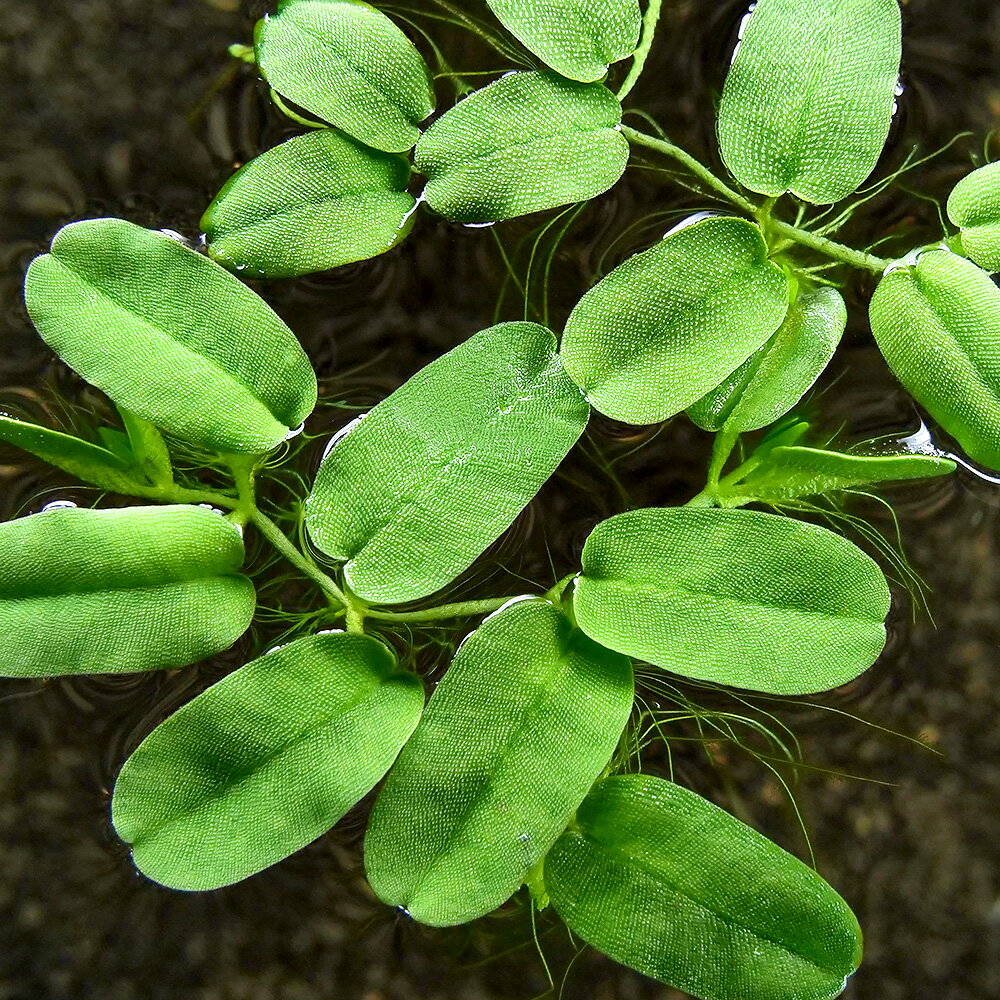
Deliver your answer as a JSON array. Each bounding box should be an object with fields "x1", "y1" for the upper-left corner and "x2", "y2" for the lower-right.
[{"x1": 1, "y1": 1, "x2": 999, "y2": 997}]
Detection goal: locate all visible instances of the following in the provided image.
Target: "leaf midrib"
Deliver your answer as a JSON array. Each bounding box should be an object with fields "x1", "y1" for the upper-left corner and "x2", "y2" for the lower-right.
[{"x1": 581, "y1": 576, "x2": 882, "y2": 627}]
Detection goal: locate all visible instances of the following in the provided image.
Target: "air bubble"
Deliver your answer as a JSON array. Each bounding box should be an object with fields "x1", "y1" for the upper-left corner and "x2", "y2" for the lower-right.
[
  {"x1": 321, "y1": 414, "x2": 367, "y2": 460},
  {"x1": 41, "y1": 500, "x2": 78, "y2": 512},
  {"x1": 663, "y1": 211, "x2": 719, "y2": 238},
  {"x1": 462, "y1": 221, "x2": 496, "y2": 229},
  {"x1": 285, "y1": 421, "x2": 306, "y2": 440}
]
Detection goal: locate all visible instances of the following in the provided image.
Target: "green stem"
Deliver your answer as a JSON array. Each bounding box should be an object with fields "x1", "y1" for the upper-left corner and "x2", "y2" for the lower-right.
[
  {"x1": 621, "y1": 126, "x2": 892, "y2": 273},
  {"x1": 766, "y1": 219, "x2": 891, "y2": 273},
  {"x1": 622, "y1": 125, "x2": 757, "y2": 213},
  {"x1": 249, "y1": 508, "x2": 349, "y2": 609},
  {"x1": 617, "y1": 0, "x2": 664, "y2": 101},
  {"x1": 365, "y1": 597, "x2": 520, "y2": 624}
]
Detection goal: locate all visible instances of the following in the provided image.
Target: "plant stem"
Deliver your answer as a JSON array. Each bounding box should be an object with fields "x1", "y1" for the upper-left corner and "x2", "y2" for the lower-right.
[
  {"x1": 621, "y1": 126, "x2": 893, "y2": 273},
  {"x1": 617, "y1": 0, "x2": 663, "y2": 101},
  {"x1": 622, "y1": 125, "x2": 757, "y2": 213},
  {"x1": 249, "y1": 508, "x2": 350, "y2": 609},
  {"x1": 365, "y1": 597, "x2": 520, "y2": 624},
  {"x1": 766, "y1": 219, "x2": 892, "y2": 273}
]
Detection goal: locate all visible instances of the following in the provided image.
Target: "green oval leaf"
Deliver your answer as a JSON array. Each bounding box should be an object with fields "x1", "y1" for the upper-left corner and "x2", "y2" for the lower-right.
[
  {"x1": 0, "y1": 505, "x2": 255, "y2": 677},
  {"x1": 722, "y1": 445, "x2": 955, "y2": 505},
  {"x1": 717, "y1": 0, "x2": 902, "y2": 204},
  {"x1": 560, "y1": 217, "x2": 790, "y2": 425},
  {"x1": 254, "y1": 0, "x2": 435, "y2": 153},
  {"x1": 364, "y1": 598, "x2": 633, "y2": 925},
  {"x1": 0, "y1": 412, "x2": 143, "y2": 493},
  {"x1": 414, "y1": 71, "x2": 628, "y2": 223},
  {"x1": 112, "y1": 632, "x2": 423, "y2": 890},
  {"x1": 202, "y1": 129, "x2": 416, "y2": 278},
  {"x1": 484, "y1": 0, "x2": 641, "y2": 83},
  {"x1": 947, "y1": 161, "x2": 1000, "y2": 271},
  {"x1": 305, "y1": 322, "x2": 589, "y2": 604},
  {"x1": 687, "y1": 285, "x2": 845, "y2": 434},
  {"x1": 546, "y1": 774, "x2": 862, "y2": 1000},
  {"x1": 24, "y1": 219, "x2": 317, "y2": 454},
  {"x1": 870, "y1": 249, "x2": 1000, "y2": 470},
  {"x1": 573, "y1": 507, "x2": 889, "y2": 694}
]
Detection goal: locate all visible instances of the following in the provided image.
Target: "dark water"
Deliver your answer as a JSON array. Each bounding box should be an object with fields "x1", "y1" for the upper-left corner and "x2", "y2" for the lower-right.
[{"x1": 2, "y1": 1, "x2": 999, "y2": 998}]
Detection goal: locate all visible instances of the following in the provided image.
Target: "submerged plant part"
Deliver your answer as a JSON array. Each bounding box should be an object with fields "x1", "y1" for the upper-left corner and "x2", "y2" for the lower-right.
[{"x1": 6, "y1": 0, "x2": 1000, "y2": 997}]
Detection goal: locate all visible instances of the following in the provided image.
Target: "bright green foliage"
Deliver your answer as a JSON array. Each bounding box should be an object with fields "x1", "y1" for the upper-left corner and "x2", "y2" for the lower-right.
[
  {"x1": 717, "y1": 0, "x2": 902, "y2": 204},
  {"x1": 24, "y1": 219, "x2": 317, "y2": 455},
  {"x1": 414, "y1": 71, "x2": 628, "y2": 223},
  {"x1": 0, "y1": 505, "x2": 254, "y2": 677},
  {"x1": 0, "y1": 413, "x2": 147, "y2": 493},
  {"x1": 947, "y1": 161, "x2": 1000, "y2": 271},
  {"x1": 305, "y1": 322, "x2": 589, "y2": 604},
  {"x1": 870, "y1": 249, "x2": 1000, "y2": 471},
  {"x1": 112, "y1": 632, "x2": 423, "y2": 890},
  {"x1": 118, "y1": 409, "x2": 174, "y2": 487},
  {"x1": 723, "y1": 445, "x2": 956, "y2": 505},
  {"x1": 202, "y1": 129, "x2": 416, "y2": 278},
  {"x1": 560, "y1": 217, "x2": 789, "y2": 425},
  {"x1": 484, "y1": 0, "x2": 642, "y2": 83},
  {"x1": 254, "y1": 0, "x2": 435, "y2": 153},
  {"x1": 573, "y1": 507, "x2": 890, "y2": 694},
  {"x1": 546, "y1": 775, "x2": 863, "y2": 1000},
  {"x1": 687, "y1": 286, "x2": 845, "y2": 433},
  {"x1": 364, "y1": 598, "x2": 633, "y2": 925}
]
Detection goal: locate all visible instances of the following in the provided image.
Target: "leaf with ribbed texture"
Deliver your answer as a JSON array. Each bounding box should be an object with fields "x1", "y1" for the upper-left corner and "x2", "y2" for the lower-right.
[
  {"x1": 202, "y1": 129, "x2": 416, "y2": 278},
  {"x1": 254, "y1": 0, "x2": 435, "y2": 153},
  {"x1": 112, "y1": 632, "x2": 423, "y2": 890},
  {"x1": 0, "y1": 505, "x2": 254, "y2": 678},
  {"x1": 364, "y1": 598, "x2": 633, "y2": 925},
  {"x1": 24, "y1": 219, "x2": 317, "y2": 454},
  {"x1": 560, "y1": 217, "x2": 789, "y2": 425},
  {"x1": 573, "y1": 507, "x2": 889, "y2": 694},
  {"x1": 0, "y1": 412, "x2": 145, "y2": 493},
  {"x1": 869, "y1": 249, "x2": 1000, "y2": 471},
  {"x1": 546, "y1": 775, "x2": 862, "y2": 1000},
  {"x1": 687, "y1": 286, "x2": 845, "y2": 433},
  {"x1": 717, "y1": 0, "x2": 901, "y2": 204},
  {"x1": 414, "y1": 71, "x2": 628, "y2": 223},
  {"x1": 947, "y1": 161, "x2": 1000, "y2": 271},
  {"x1": 722, "y1": 446, "x2": 955, "y2": 505},
  {"x1": 305, "y1": 322, "x2": 589, "y2": 604},
  {"x1": 484, "y1": 0, "x2": 641, "y2": 83}
]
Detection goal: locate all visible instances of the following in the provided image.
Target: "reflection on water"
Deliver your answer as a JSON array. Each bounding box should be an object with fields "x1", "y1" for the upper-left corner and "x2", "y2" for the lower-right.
[{"x1": 2, "y1": 1, "x2": 1000, "y2": 998}]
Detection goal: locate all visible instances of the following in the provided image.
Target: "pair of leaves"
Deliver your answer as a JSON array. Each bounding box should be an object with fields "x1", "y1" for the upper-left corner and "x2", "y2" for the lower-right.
[
  {"x1": 547, "y1": 775, "x2": 862, "y2": 1000},
  {"x1": 254, "y1": 0, "x2": 435, "y2": 153},
  {"x1": 365, "y1": 598, "x2": 633, "y2": 925},
  {"x1": 560, "y1": 216, "x2": 791, "y2": 424},
  {"x1": 24, "y1": 219, "x2": 317, "y2": 454},
  {"x1": 718, "y1": 0, "x2": 902, "y2": 204},
  {"x1": 113, "y1": 631, "x2": 423, "y2": 890},
  {"x1": 870, "y1": 248, "x2": 1000, "y2": 471},
  {"x1": 573, "y1": 506, "x2": 890, "y2": 694},
  {"x1": 485, "y1": 0, "x2": 641, "y2": 83},
  {"x1": 0, "y1": 505, "x2": 254, "y2": 677},
  {"x1": 305, "y1": 321, "x2": 588, "y2": 604}
]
